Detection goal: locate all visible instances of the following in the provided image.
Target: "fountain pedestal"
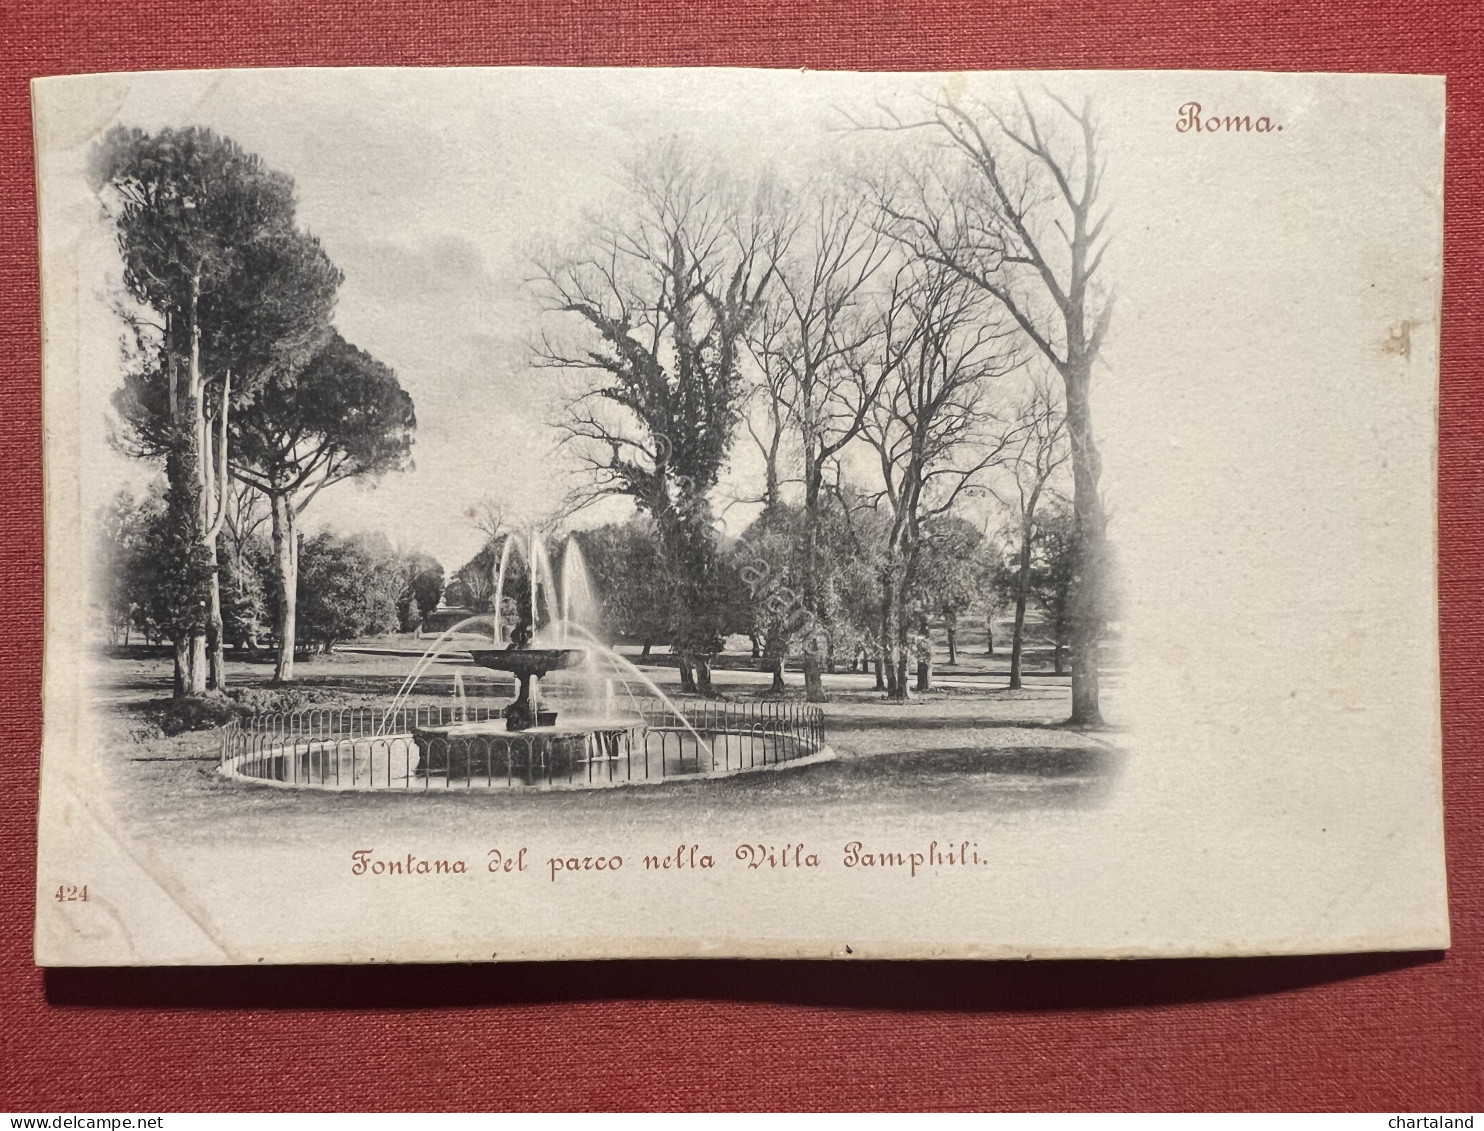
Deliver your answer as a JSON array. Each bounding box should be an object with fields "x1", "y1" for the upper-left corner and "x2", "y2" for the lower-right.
[
  {"x1": 501, "y1": 671, "x2": 553, "y2": 731},
  {"x1": 469, "y1": 646, "x2": 587, "y2": 732},
  {"x1": 407, "y1": 642, "x2": 621, "y2": 783}
]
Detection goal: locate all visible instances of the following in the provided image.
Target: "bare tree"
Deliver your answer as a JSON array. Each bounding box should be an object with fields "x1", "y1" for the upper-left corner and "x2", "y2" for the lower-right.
[
  {"x1": 220, "y1": 478, "x2": 268, "y2": 563},
  {"x1": 740, "y1": 276, "x2": 797, "y2": 516},
  {"x1": 860, "y1": 258, "x2": 1022, "y2": 700},
  {"x1": 995, "y1": 377, "x2": 1069, "y2": 690},
  {"x1": 467, "y1": 496, "x2": 508, "y2": 545},
  {"x1": 872, "y1": 89, "x2": 1113, "y2": 724},
  {"x1": 750, "y1": 181, "x2": 894, "y2": 701}
]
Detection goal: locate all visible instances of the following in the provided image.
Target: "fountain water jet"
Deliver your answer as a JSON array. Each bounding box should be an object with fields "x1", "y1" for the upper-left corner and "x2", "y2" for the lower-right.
[
  {"x1": 491, "y1": 537, "x2": 513, "y2": 646},
  {"x1": 561, "y1": 539, "x2": 599, "y2": 645},
  {"x1": 560, "y1": 622, "x2": 714, "y2": 760},
  {"x1": 407, "y1": 531, "x2": 625, "y2": 773},
  {"x1": 378, "y1": 613, "x2": 497, "y2": 735},
  {"x1": 374, "y1": 530, "x2": 723, "y2": 774}
]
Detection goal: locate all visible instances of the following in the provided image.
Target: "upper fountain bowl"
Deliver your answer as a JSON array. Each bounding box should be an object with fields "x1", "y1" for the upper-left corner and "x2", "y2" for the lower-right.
[{"x1": 468, "y1": 648, "x2": 588, "y2": 678}]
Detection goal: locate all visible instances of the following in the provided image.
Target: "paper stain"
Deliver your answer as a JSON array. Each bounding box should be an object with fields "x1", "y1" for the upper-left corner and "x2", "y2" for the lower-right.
[
  {"x1": 32, "y1": 75, "x2": 132, "y2": 153},
  {"x1": 1381, "y1": 319, "x2": 1418, "y2": 360},
  {"x1": 33, "y1": 72, "x2": 225, "y2": 155}
]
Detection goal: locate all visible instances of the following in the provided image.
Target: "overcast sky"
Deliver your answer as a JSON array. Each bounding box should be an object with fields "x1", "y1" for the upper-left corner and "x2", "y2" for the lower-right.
[
  {"x1": 57, "y1": 67, "x2": 968, "y2": 569},
  {"x1": 41, "y1": 66, "x2": 1440, "y2": 591}
]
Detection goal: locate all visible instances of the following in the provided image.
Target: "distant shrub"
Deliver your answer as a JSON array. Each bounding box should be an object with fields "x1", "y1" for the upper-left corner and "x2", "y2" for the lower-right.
[
  {"x1": 227, "y1": 686, "x2": 335, "y2": 715},
  {"x1": 159, "y1": 696, "x2": 238, "y2": 735}
]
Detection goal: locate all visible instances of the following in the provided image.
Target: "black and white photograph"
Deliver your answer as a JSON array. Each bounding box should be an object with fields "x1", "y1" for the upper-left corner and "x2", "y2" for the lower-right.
[{"x1": 31, "y1": 67, "x2": 1448, "y2": 964}]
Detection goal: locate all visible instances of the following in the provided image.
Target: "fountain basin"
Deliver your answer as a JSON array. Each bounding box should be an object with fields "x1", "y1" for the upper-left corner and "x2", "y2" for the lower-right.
[
  {"x1": 468, "y1": 648, "x2": 587, "y2": 677},
  {"x1": 219, "y1": 701, "x2": 827, "y2": 790},
  {"x1": 411, "y1": 715, "x2": 640, "y2": 783}
]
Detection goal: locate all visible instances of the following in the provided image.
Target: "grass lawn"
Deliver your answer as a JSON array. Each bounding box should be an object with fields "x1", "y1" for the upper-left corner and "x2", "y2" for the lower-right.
[{"x1": 90, "y1": 636, "x2": 1125, "y2": 849}]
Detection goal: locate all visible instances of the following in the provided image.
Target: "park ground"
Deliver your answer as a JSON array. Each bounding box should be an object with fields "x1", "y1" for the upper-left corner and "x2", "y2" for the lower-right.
[{"x1": 88, "y1": 624, "x2": 1126, "y2": 848}]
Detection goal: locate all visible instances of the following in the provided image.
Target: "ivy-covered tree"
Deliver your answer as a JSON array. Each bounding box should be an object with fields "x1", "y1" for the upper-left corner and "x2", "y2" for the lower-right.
[
  {"x1": 92, "y1": 481, "x2": 212, "y2": 656},
  {"x1": 536, "y1": 150, "x2": 783, "y2": 695}
]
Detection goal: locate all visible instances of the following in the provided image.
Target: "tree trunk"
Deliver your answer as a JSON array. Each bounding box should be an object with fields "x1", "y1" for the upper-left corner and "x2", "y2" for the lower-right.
[
  {"x1": 762, "y1": 623, "x2": 788, "y2": 694},
  {"x1": 749, "y1": 634, "x2": 761, "y2": 660},
  {"x1": 677, "y1": 656, "x2": 697, "y2": 694},
  {"x1": 985, "y1": 613, "x2": 994, "y2": 655},
  {"x1": 946, "y1": 621, "x2": 957, "y2": 665},
  {"x1": 187, "y1": 637, "x2": 207, "y2": 693},
  {"x1": 1063, "y1": 369, "x2": 1106, "y2": 726},
  {"x1": 1009, "y1": 517, "x2": 1034, "y2": 692},
  {"x1": 915, "y1": 614, "x2": 932, "y2": 692},
  {"x1": 767, "y1": 656, "x2": 786, "y2": 695},
  {"x1": 873, "y1": 651, "x2": 886, "y2": 691},
  {"x1": 826, "y1": 638, "x2": 836, "y2": 675},
  {"x1": 802, "y1": 652, "x2": 825, "y2": 702},
  {"x1": 694, "y1": 656, "x2": 717, "y2": 698},
  {"x1": 1009, "y1": 593, "x2": 1028, "y2": 690},
  {"x1": 641, "y1": 640, "x2": 653, "y2": 657},
  {"x1": 801, "y1": 465, "x2": 827, "y2": 704},
  {"x1": 270, "y1": 493, "x2": 299, "y2": 683},
  {"x1": 892, "y1": 654, "x2": 911, "y2": 701},
  {"x1": 886, "y1": 577, "x2": 910, "y2": 702},
  {"x1": 173, "y1": 637, "x2": 206, "y2": 699},
  {"x1": 207, "y1": 540, "x2": 225, "y2": 692},
  {"x1": 1055, "y1": 640, "x2": 1066, "y2": 675}
]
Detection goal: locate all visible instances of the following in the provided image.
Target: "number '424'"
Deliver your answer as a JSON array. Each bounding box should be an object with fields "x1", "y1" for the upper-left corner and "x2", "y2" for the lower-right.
[{"x1": 54, "y1": 884, "x2": 88, "y2": 902}]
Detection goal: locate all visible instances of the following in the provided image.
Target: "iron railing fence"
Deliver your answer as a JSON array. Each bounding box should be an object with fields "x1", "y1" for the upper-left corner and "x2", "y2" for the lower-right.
[{"x1": 220, "y1": 698, "x2": 825, "y2": 791}]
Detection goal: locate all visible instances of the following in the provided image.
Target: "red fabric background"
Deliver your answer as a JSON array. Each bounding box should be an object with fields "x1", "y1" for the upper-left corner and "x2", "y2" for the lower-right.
[{"x1": 2, "y1": 0, "x2": 1481, "y2": 1112}]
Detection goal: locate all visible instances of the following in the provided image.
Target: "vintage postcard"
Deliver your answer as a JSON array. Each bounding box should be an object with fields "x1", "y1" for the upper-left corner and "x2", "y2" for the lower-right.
[{"x1": 31, "y1": 67, "x2": 1447, "y2": 964}]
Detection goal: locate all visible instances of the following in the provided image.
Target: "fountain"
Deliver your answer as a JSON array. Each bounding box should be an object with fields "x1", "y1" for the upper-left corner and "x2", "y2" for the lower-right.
[
  {"x1": 470, "y1": 615, "x2": 584, "y2": 731},
  {"x1": 220, "y1": 528, "x2": 829, "y2": 791},
  {"x1": 407, "y1": 531, "x2": 642, "y2": 779}
]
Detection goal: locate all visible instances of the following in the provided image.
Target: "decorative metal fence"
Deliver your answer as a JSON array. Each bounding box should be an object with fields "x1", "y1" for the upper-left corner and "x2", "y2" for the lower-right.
[{"x1": 219, "y1": 699, "x2": 826, "y2": 791}]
